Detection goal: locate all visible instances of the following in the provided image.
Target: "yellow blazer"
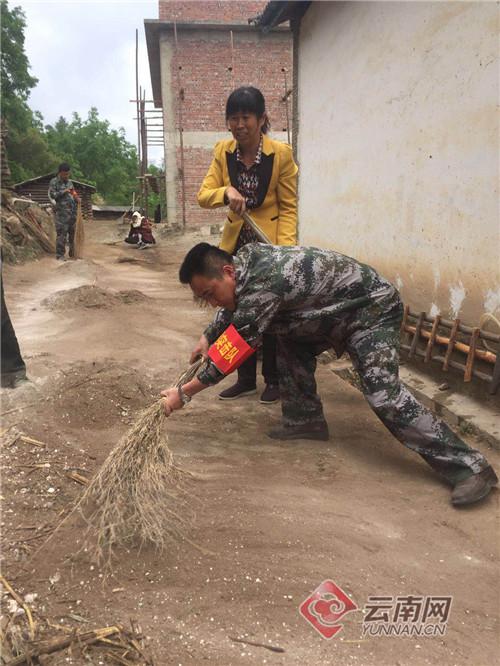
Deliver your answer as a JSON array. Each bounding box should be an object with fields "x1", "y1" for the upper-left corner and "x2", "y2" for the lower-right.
[{"x1": 197, "y1": 134, "x2": 298, "y2": 253}]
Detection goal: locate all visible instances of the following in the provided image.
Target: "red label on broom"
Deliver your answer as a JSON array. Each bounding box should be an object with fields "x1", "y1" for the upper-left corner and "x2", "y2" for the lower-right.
[{"x1": 208, "y1": 324, "x2": 255, "y2": 374}]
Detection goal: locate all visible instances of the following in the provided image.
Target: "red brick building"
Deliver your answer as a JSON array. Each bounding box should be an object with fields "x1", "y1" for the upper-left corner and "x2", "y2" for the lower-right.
[{"x1": 145, "y1": 1, "x2": 292, "y2": 227}]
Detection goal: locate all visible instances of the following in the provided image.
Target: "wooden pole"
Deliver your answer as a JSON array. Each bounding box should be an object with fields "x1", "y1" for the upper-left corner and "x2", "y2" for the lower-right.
[
  {"x1": 141, "y1": 90, "x2": 148, "y2": 175},
  {"x1": 404, "y1": 323, "x2": 496, "y2": 365},
  {"x1": 443, "y1": 319, "x2": 461, "y2": 371},
  {"x1": 424, "y1": 315, "x2": 440, "y2": 363},
  {"x1": 174, "y1": 21, "x2": 187, "y2": 229},
  {"x1": 230, "y1": 30, "x2": 235, "y2": 89},
  {"x1": 135, "y1": 29, "x2": 141, "y2": 167},
  {"x1": 241, "y1": 211, "x2": 272, "y2": 244},
  {"x1": 408, "y1": 312, "x2": 425, "y2": 359},
  {"x1": 282, "y1": 68, "x2": 290, "y2": 144},
  {"x1": 464, "y1": 327, "x2": 480, "y2": 381}
]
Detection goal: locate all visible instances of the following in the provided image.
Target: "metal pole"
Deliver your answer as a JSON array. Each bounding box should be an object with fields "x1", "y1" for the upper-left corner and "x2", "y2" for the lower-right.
[
  {"x1": 141, "y1": 90, "x2": 148, "y2": 175},
  {"x1": 135, "y1": 29, "x2": 141, "y2": 166},
  {"x1": 282, "y1": 68, "x2": 290, "y2": 145},
  {"x1": 174, "y1": 21, "x2": 187, "y2": 229},
  {"x1": 140, "y1": 90, "x2": 149, "y2": 215},
  {"x1": 144, "y1": 176, "x2": 149, "y2": 219},
  {"x1": 241, "y1": 211, "x2": 272, "y2": 244},
  {"x1": 230, "y1": 30, "x2": 235, "y2": 89}
]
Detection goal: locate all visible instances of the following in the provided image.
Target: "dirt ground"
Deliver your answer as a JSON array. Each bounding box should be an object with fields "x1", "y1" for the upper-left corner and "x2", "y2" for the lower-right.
[{"x1": 1, "y1": 219, "x2": 499, "y2": 665}]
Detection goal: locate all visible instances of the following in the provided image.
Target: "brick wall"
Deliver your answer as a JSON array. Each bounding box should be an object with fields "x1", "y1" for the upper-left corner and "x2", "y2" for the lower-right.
[
  {"x1": 172, "y1": 31, "x2": 291, "y2": 133},
  {"x1": 157, "y1": 1, "x2": 293, "y2": 228},
  {"x1": 179, "y1": 147, "x2": 226, "y2": 227},
  {"x1": 159, "y1": 1, "x2": 267, "y2": 23}
]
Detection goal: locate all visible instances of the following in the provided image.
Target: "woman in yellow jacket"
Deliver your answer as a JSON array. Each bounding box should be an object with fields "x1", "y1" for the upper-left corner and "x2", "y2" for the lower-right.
[{"x1": 198, "y1": 86, "x2": 298, "y2": 403}]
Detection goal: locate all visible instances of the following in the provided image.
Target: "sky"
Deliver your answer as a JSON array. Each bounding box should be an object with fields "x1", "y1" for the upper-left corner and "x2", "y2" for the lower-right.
[{"x1": 18, "y1": 0, "x2": 163, "y2": 163}]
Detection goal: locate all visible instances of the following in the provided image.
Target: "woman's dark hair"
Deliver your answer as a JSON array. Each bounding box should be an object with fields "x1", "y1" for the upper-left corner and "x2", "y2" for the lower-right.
[
  {"x1": 179, "y1": 243, "x2": 234, "y2": 284},
  {"x1": 225, "y1": 86, "x2": 270, "y2": 134}
]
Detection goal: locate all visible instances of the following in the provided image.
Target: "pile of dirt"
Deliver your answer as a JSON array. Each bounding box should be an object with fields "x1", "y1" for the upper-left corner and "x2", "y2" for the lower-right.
[
  {"x1": 42, "y1": 360, "x2": 157, "y2": 428},
  {"x1": 1, "y1": 360, "x2": 157, "y2": 433},
  {"x1": 1, "y1": 191, "x2": 56, "y2": 263},
  {"x1": 0, "y1": 360, "x2": 158, "y2": 571},
  {"x1": 42, "y1": 284, "x2": 149, "y2": 310}
]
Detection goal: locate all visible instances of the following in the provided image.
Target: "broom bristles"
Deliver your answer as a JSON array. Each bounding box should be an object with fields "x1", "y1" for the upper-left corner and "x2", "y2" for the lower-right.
[
  {"x1": 77, "y1": 358, "x2": 205, "y2": 566},
  {"x1": 79, "y1": 400, "x2": 192, "y2": 566},
  {"x1": 73, "y1": 201, "x2": 85, "y2": 259}
]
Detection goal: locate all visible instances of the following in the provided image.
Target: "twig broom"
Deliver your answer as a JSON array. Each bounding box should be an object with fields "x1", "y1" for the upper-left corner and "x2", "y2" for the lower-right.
[
  {"x1": 32, "y1": 359, "x2": 206, "y2": 568},
  {"x1": 73, "y1": 200, "x2": 85, "y2": 259}
]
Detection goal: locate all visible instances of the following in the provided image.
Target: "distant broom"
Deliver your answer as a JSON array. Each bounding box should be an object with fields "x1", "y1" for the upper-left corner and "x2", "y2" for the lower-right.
[
  {"x1": 34, "y1": 358, "x2": 205, "y2": 567},
  {"x1": 73, "y1": 199, "x2": 85, "y2": 259}
]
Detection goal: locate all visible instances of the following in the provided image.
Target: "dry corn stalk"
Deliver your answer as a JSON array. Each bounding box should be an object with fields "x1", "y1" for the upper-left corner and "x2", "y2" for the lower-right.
[{"x1": 6, "y1": 626, "x2": 124, "y2": 665}]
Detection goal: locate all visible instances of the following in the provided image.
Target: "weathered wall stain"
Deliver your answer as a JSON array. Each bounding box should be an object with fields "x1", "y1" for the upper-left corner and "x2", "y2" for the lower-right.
[{"x1": 297, "y1": 1, "x2": 499, "y2": 325}]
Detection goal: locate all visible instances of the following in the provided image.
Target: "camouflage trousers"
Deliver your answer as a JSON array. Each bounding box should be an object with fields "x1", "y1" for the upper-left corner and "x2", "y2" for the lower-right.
[
  {"x1": 276, "y1": 306, "x2": 490, "y2": 484},
  {"x1": 55, "y1": 214, "x2": 76, "y2": 259}
]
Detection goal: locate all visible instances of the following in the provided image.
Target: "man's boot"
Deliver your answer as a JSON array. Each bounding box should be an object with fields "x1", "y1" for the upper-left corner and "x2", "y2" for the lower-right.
[
  {"x1": 267, "y1": 421, "x2": 330, "y2": 442},
  {"x1": 451, "y1": 466, "x2": 498, "y2": 506}
]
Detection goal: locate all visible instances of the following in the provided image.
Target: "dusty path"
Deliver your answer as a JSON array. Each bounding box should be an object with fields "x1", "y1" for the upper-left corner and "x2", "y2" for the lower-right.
[{"x1": 1, "y1": 219, "x2": 499, "y2": 665}]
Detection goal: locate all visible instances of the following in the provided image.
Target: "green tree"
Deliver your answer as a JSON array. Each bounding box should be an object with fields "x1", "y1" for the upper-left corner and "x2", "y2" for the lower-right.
[
  {"x1": 45, "y1": 108, "x2": 139, "y2": 204},
  {"x1": 1, "y1": 1, "x2": 139, "y2": 203},
  {"x1": 144, "y1": 163, "x2": 166, "y2": 219},
  {"x1": 1, "y1": 0, "x2": 59, "y2": 182},
  {"x1": 0, "y1": 0, "x2": 37, "y2": 123}
]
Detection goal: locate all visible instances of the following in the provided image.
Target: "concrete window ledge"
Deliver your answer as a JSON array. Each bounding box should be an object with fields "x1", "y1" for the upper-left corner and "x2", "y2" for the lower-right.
[{"x1": 326, "y1": 358, "x2": 500, "y2": 452}]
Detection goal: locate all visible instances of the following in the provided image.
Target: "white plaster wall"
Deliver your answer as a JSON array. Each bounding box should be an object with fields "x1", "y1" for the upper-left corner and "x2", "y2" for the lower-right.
[{"x1": 297, "y1": 1, "x2": 499, "y2": 324}]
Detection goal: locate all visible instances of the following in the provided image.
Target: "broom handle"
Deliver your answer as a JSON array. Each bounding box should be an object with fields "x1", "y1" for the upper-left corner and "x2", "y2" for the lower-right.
[
  {"x1": 241, "y1": 211, "x2": 272, "y2": 245},
  {"x1": 174, "y1": 357, "x2": 205, "y2": 388}
]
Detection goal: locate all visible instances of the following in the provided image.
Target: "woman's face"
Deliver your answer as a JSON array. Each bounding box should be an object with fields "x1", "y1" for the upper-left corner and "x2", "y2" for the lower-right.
[{"x1": 227, "y1": 111, "x2": 265, "y2": 148}]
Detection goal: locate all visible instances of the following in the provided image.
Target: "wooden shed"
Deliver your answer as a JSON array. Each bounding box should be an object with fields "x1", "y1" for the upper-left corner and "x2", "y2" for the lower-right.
[
  {"x1": 92, "y1": 205, "x2": 131, "y2": 220},
  {"x1": 13, "y1": 173, "x2": 96, "y2": 220}
]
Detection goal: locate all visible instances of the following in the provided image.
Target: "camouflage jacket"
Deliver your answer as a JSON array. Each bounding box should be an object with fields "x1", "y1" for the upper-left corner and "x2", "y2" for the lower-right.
[
  {"x1": 48, "y1": 176, "x2": 77, "y2": 221},
  {"x1": 198, "y1": 243, "x2": 400, "y2": 386}
]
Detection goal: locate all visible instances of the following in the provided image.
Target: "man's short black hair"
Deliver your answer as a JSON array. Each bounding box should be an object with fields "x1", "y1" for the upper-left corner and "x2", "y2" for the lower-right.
[
  {"x1": 179, "y1": 243, "x2": 233, "y2": 284},
  {"x1": 58, "y1": 162, "x2": 71, "y2": 173}
]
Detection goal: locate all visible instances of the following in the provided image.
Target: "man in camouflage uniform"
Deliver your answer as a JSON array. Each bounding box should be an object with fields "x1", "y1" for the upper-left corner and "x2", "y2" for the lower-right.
[
  {"x1": 162, "y1": 242, "x2": 498, "y2": 506},
  {"x1": 48, "y1": 162, "x2": 78, "y2": 260}
]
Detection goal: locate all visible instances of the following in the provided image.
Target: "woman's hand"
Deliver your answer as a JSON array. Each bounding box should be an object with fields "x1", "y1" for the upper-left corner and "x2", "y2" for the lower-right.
[
  {"x1": 225, "y1": 186, "x2": 246, "y2": 216},
  {"x1": 190, "y1": 334, "x2": 209, "y2": 363},
  {"x1": 161, "y1": 387, "x2": 183, "y2": 416}
]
